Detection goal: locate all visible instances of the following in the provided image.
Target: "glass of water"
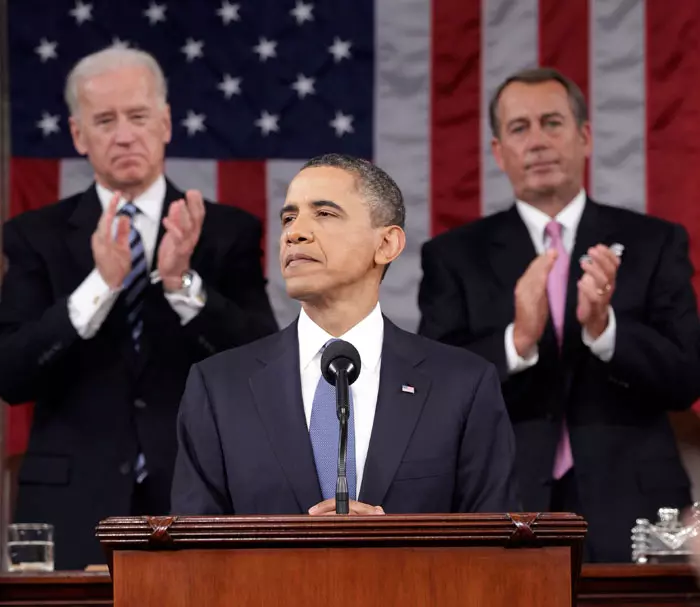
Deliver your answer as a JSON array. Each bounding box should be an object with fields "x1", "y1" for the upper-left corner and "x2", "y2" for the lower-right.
[{"x1": 7, "y1": 524, "x2": 54, "y2": 572}]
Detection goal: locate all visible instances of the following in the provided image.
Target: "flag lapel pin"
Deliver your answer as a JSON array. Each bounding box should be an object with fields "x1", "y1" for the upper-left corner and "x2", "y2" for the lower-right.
[{"x1": 401, "y1": 384, "x2": 415, "y2": 394}]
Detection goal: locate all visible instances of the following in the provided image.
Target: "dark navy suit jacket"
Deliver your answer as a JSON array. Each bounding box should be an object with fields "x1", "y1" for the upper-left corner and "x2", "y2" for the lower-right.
[{"x1": 171, "y1": 317, "x2": 521, "y2": 515}]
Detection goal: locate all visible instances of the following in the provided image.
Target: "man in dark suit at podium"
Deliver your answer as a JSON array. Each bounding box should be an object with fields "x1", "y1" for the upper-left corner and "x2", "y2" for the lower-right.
[
  {"x1": 0, "y1": 47, "x2": 277, "y2": 569},
  {"x1": 418, "y1": 68, "x2": 700, "y2": 560},
  {"x1": 171, "y1": 154, "x2": 520, "y2": 516}
]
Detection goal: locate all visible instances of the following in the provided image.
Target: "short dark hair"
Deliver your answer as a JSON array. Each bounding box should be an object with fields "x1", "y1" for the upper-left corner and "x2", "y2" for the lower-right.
[
  {"x1": 301, "y1": 153, "x2": 405, "y2": 229},
  {"x1": 488, "y1": 67, "x2": 588, "y2": 138}
]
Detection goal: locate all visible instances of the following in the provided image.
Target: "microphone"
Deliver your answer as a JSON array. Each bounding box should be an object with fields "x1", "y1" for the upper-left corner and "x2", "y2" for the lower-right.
[{"x1": 321, "y1": 340, "x2": 361, "y2": 515}]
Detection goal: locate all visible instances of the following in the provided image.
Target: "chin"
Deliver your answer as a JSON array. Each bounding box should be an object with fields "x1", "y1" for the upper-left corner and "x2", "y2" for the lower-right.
[{"x1": 284, "y1": 276, "x2": 328, "y2": 302}]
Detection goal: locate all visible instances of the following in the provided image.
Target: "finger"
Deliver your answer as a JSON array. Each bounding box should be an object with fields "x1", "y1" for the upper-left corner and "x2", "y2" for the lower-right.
[
  {"x1": 178, "y1": 198, "x2": 194, "y2": 233},
  {"x1": 578, "y1": 274, "x2": 605, "y2": 305},
  {"x1": 348, "y1": 501, "x2": 385, "y2": 515},
  {"x1": 308, "y1": 499, "x2": 336, "y2": 515},
  {"x1": 588, "y1": 246, "x2": 619, "y2": 279},
  {"x1": 580, "y1": 258, "x2": 610, "y2": 290},
  {"x1": 167, "y1": 199, "x2": 185, "y2": 228},
  {"x1": 97, "y1": 191, "x2": 121, "y2": 240},
  {"x1": 185, "y1": 189, "x2": 206, "y2": 228},
  {"x1": 163, "y1": 217, "x2": 186, "y2": 242},
  {"x1": 115, "y1": 216, "x2": 131, "y2": 248}
]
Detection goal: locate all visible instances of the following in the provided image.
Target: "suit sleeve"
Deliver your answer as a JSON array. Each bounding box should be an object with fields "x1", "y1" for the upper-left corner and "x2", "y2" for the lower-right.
[
  {"x1": 419, "y1": 241, "x2": 509, "y2": 379},
  {"x1": 0, "y1": 220, "x2": 81, "y2": 404},
  {"x1": 180, "y1": 215, "x2": 278, "y2": 357},
  {"x1": 610, "y1": 224, "x2": 700, "y2": 410},
  {"x1": 455, "y1": 363, "x2": 521, "y2": 513},
  {"x1": 171, "y1": 364, "x2": 233, "y2": 515}
]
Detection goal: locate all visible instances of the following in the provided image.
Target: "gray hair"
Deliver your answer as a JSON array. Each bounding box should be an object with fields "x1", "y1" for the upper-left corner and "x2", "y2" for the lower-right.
[
  {"x1": 301, "y1": 154, "x2": 405, "y2": 229},
  {"x1": 489, "y1": 67, "x2": 588, "y2": 139},
  {"x1": 64, "y1": 47, "x2": 168, "y2": 117}
]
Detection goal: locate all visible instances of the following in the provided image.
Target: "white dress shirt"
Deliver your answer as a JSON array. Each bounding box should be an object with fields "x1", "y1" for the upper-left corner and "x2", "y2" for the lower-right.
[
  {"x1": 67, "y1": 175, "x2": 206, "y2": 338},
  {"x1": 298, "y1": 304, "x2": 383, "y2": 496},
  {"x1": 505, "y1": 189, "x2": 616, "y2": 373}
]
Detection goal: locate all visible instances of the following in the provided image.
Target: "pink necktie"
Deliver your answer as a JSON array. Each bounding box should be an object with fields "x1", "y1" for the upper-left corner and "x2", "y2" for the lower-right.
[{"x1": 545, "y1": 221, "x2": 574, "y2": 480}]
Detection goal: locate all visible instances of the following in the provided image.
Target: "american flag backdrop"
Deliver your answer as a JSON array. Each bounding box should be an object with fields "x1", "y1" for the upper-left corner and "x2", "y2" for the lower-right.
[{"x1": 6, "y1": 0, "x2": 700, "y2": 452}]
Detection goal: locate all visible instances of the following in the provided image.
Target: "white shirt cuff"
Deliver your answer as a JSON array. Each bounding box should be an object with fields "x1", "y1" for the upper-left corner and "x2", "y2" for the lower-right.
[
  {"x1": 68, "y1": 269, "x2": 121, "y2": 339},
  {"x1": 582, "y1": 306, "x2": 616, "y2": 362},
  {"x1": 162, "y1": 271, "x2": 206, "y2": 325},
  {"x1": 505, "y1": 323, "x2": 539, "y2": 374}
]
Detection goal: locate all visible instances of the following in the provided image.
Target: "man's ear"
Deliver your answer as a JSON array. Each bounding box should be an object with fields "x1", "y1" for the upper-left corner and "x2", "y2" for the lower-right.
[
  {"x1": 69, "y1": 116, "x2": 88, "y2": 156},
  {"x1": 375, "y1": 225, "x2": 406, "y2": 268}
]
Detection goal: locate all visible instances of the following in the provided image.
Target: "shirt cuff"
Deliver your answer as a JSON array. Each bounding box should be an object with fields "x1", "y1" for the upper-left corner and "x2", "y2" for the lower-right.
[
  {"x1": 68, "y1": 269, "x2": 121, "y2": 339},
  {"x1": 505, "y1": 323, "x2": 539, "y2": 374},
  {"x1": 582, "y1": 306, "x2": 616, "y2": 362},
  {"x1": 162, "y1": 271, "x2": 207, "y2": 326}
]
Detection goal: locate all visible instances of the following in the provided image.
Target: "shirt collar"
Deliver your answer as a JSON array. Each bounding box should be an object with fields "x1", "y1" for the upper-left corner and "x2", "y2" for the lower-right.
[
  {"x1": 515, "y1": 189, "x2": 586, "y2": 243},
  {"x1": 298, "y1": 303, "x2": 384, "y2": 375},
  {"x1": 95, "y1": 174, "x2": 166, "y2": 223}
]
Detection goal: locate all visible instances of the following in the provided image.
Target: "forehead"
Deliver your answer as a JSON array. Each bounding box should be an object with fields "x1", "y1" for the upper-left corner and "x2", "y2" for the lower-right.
[
  {"x1": 285, "y1": 166, "x2": 360, "y2": 203},
  {"x1": 78, "y1": 65, "x2": 159, "y2": 111},
  {"x1": 497, "y1": 80, "x2": 573, "y2": 120}
]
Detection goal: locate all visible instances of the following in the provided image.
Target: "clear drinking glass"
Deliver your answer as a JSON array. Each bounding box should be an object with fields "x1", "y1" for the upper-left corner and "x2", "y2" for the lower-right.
[{"x1": 7, "y1": 523, "x2": 54, "y2": 572}]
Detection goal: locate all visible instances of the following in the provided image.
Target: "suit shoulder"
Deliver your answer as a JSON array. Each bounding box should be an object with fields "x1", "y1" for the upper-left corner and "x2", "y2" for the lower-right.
[
  {"x1": 204, "y1": 201, "x2": 262, "y2": 230},
  {"x1": 395, "y1": 326, "x2": 496, "y2": 377},
  {"x1": 5, "y1": 193, "x2": 82, "y2": 232},
  {"x1": 423, "y1": 210, "x2": 511, "y2": 254},
  {"x1": 595, "y1": 202, "x2": 681, "y2": 236}
]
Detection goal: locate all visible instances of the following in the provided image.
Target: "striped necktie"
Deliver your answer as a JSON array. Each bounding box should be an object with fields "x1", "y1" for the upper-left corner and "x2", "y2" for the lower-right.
[{"x1": 118, "y1": 203, "x2": 148, "y2": 351}]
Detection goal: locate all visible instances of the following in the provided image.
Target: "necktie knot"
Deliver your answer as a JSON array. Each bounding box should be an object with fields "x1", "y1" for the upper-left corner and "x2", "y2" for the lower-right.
[
  {"x1": 118, "y1": 202, "x2": 139, "y2": 220},
  {"x1": 545, "y1": 220, "x2": 563, "y2": 244}
]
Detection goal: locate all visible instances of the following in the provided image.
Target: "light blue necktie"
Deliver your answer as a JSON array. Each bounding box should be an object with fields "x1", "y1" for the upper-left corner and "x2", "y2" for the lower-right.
[
  {"x1": 118, "y1": 203, "x2": 148, "y2": 351},
  {"x1": 309, "y1": 341, "x2": 357, "y2": 501}
]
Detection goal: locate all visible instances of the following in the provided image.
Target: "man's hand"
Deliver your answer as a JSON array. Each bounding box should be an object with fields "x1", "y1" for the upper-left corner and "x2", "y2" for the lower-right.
[
  {"x1": 308, "y1": 499, "x2": 385, "y2": 516},
  {"x1": 577, "y1": 245, "x2": 620, "y2": 339},
  {"x1": 158, "y1": 189, "x2": 206, "y2": 292},
  {"x1": 91, "y1": 191, "x2": 131, "y2": 289},
  {"x1": 512, "y1": 250, "x2": 557, "y2": 357}
]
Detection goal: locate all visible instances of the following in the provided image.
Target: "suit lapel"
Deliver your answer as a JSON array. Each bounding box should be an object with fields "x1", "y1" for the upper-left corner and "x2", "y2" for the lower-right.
[
  {"x1": 249, "y1": 322, "x2": 322, "y2": 511},
  {"x1": 489, "y1": 206, "x2": 538, "y2": 291},
  {"x1": 359, "y1": 320, "x2": 431, "y2": 506},
  {"x1": 66, "y1": 186, "x2": 102, "y2": 284},
  {"x1": 562, "y1": 199, "x2": 615, "y2": 356}
]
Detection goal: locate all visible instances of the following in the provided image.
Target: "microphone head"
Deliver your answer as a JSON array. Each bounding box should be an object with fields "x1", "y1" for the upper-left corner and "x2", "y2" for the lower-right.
[{"x1": 321, "y1": 339, "x2": 361, "y2": 386}]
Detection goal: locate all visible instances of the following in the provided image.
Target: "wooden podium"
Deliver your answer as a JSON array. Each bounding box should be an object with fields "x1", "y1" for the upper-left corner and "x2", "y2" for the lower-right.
[{"x1": 96, "y1": 513, "x2": 586, "y2": 607}]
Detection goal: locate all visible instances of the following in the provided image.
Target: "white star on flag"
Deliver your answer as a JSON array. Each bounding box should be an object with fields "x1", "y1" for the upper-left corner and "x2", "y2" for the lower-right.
[
  {"x1": 291, "y1": 74, "x2": 315, "y2": 99},
  {"x1": 217, "y1": 1, "x2": 241, "y2": 24},
  {"x1": 37, "y1": 112, "x2": 60, "y2": 136},
  {"x1": 35, "y1": 39, "x2": 58, "y2": 62},
  {"x1": 181, "y1": 38, "x2": 204, "y2": 62},
  {"x1": 330, "y1": 111, "x2": 353, "y2": 137},
  {"x1": 218, "y1": 74, "x2": 242, "y2": 99},
  {"x1": 253, "y1": 38, "x2": 277, "y2": 62},
  {"x1": 111, "y1": 38, "x2": 130, "y2": 49},
  {"x1": 69, "y1": 1, "x2": 93, "y2": 25},
  {"x1": 181, "y1": 111, "x2": 206, "y2": 136},
  {"x1": 144, "y1": 2, "x2": 167, "y2": 25},
  {"x1": 255, "y1": 111, "x2": 279, "y2": 136},
  {"x1": 328, "y1": 37, "x2": 352, "y2": 62},
  {"x1": 290, "y1": 1, "x2": 313, "y2": 25}
]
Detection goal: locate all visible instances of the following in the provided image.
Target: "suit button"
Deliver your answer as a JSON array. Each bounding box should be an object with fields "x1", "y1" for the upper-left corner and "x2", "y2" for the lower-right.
[
  {"x1": 119, "y1": 462, "x2": 132, "y2": 476},
  {"x1": 134, "y1": 398, "x2": 147, "y2": 410}
]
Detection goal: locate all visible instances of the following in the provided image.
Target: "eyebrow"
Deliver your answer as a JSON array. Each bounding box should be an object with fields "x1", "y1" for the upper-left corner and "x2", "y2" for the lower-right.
[{"x1": 279, "y1": 200, "x2": 344, "y2": 220}]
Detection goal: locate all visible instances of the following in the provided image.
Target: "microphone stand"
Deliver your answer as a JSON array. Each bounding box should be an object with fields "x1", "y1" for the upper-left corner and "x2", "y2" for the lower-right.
[{"x1": 335, "y1": 367, "x2": 350, "y2": 515}]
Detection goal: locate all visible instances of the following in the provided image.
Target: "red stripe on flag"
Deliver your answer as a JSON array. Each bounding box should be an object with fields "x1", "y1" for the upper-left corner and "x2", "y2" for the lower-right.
[
  {"x1": 7, "y1": 158, "x2": 60, "y2": 456},
  {"x1": 646, "y1": 1, "x2": 700, "y2": 297},
  {"x1": 10, "y1": 158, "x2": 60, "y2": 217},
  {"x1": 431, "y1": 0, "x2": 481, "y2": 236},
  {"x1": 539, "y1": 0, "x2": 590, "y2": 188},
  {"x1": 217, "y1": 160, "x2": 268, "y2": 271}
]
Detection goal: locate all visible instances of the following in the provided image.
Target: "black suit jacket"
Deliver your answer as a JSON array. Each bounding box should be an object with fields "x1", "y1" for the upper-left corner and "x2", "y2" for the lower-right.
[
  {"x1": 171, "y1": 318, "x2": 520, "y2": 516},
  {"x1": 418, "y1": 199, "x2": 700, "y2": 561},
  {"x1": 0, "y1": 181, "x2": 278, "y2": 569}
]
